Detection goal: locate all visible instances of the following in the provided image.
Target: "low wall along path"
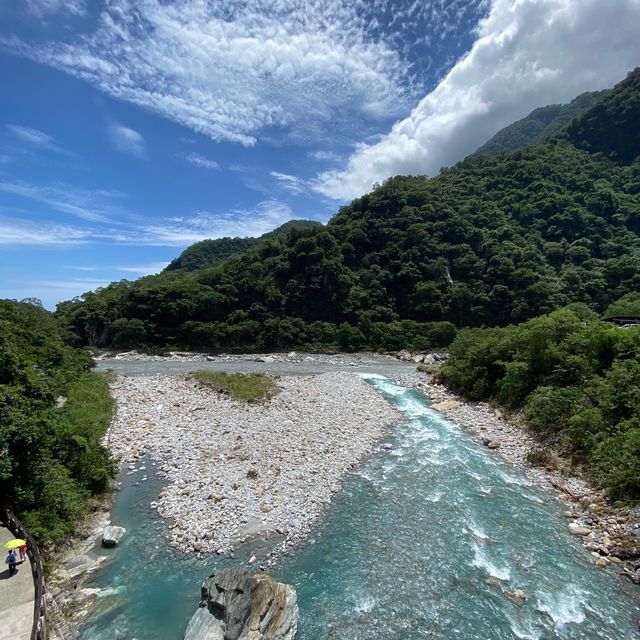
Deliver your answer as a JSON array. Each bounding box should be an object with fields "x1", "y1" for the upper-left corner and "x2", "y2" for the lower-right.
[{"x1": 0, "y1": 524, "x2": 34, "y2": 640}]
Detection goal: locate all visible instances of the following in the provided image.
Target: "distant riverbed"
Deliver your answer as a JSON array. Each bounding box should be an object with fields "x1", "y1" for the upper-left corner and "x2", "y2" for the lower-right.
[{"x1": 94, "y1": 351, "x2": 418, "y2": 377}]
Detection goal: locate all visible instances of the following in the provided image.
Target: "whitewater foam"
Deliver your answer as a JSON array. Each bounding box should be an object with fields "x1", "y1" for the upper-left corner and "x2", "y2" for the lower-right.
[
  {"x1": 472, "y1": 542, "x2": 511, "y2": 581},
  {"x1": 467, "y1": 525, "x2": 489, "y2": 540},
  {"x1": 354, "y1": 594, "x2": 376, "y2": 614},
  {"x1": 536, "y1": 588, "x2": 588, "y2": 629}
]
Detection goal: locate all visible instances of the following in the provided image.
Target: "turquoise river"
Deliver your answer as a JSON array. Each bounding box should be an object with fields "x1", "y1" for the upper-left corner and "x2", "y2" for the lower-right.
[{"x1": 80, "y1": 375, "x2": 640, "y2": 639}]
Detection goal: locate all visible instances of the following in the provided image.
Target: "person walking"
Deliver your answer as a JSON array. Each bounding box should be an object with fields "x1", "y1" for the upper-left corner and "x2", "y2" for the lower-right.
[
  {"x1": 18, "y1": 543, "x2": 27, "y2": 563},
  {"x1": 5, "y1": 549, "x2": 17, "y2": 576}
]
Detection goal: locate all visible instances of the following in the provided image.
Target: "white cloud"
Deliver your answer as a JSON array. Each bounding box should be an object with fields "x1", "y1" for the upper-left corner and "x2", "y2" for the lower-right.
[
  {"x1": 122, "y1": 200, "x2": 293, "y2": 246},
  {"x1": 308, "y1": 150, "x2": 343, "y2": 163},
  {"x1": 0, "y1": 171, "x2": 293, "y2": 247},
  {"x1": 7, "y1": 124, "x2": 65, "y2": 153},
  {"x1": 6, "y1": 0, "x2": 421, "y2": 146},
  {"x1": 184, "y1": 152, "x2": 219, "y2": 170},
  {"x1": 0, "y1": 277, "x2": 110, "y2": 310},
  {"x1": 25, "y1": 0, "x2": 86, "y2": 17},
  {"x1": 0, "y1": 216, "x2": 90, "y2": 245},
  {"x1": 314, "y1": 0, "x2": 640, "y2": 200},
  {"x1": 270, "y1": 171, "x2": 305, "y2": 195},
  {"x1": 116, "y1": 261, "x2": 168, "y2": 275},
  {"x1": 0, "y1": 180, "x2": 115, "y2": 222},
  {"x1": 108, "y1": 123, "x2": 145, "y2": 158}
]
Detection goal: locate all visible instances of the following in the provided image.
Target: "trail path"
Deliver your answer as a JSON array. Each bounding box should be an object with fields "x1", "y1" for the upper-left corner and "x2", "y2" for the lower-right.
[{"x1": 0, "y1": 525, "x2": 33, "y2": 640}]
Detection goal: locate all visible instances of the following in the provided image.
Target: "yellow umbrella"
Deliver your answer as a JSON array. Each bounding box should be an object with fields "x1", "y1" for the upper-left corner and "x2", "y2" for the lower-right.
[{"x1": 3, "y1": 539, "x2": 26, "y2": 550}]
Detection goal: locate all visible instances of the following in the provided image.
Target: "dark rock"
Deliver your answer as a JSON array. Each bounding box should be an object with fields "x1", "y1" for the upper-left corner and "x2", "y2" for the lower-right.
[
  {"x1": 184, "y1": 567, "x2": 298, "y2": 640},
  {"x1": 611, "y1": 545, "x2": 640, "y2": 560}
]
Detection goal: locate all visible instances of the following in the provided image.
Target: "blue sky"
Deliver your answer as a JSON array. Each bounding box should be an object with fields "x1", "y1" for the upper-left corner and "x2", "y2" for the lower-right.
[{"x1": 0, "y1": 0, "x2": 639, "y2": 309}]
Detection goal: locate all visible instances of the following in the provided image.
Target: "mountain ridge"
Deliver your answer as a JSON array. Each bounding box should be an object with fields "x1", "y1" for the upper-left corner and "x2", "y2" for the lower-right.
[
  {"x1": 474, "y1": 90, "x2": 608, "y2": 156},
  {"x1": 55, "y1": 67, "x2": 640, "y2": 352}
]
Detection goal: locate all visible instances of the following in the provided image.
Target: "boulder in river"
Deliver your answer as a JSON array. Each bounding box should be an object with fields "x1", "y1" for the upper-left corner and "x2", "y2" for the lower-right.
[
  {"x1": 505, "y1": 589, "x2": 527, "y2": 605},
  {"x1": 101, "y1": 525, "x2": 126, "y2": 548},
  {"x1": 184, "y1": 567, "x2": 298, "y2": 640},
  {"x1": 568, "y1": 523, "x2": 591, "y2": 536}
]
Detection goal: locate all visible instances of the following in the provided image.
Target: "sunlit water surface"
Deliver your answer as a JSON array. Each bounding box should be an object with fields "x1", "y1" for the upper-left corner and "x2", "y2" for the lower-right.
[{"x1": 80, "y1": 376, "x2": 640, "y2": 639}]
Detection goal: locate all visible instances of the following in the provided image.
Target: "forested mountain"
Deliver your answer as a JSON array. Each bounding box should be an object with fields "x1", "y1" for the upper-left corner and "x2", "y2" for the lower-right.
[
  {"x1": 474, "y1": 90, "x2": 607, "y2": 156},
  {"x1": 565, "y1": 66, "x2": 640, "y2": 164},
  {"x1": 0, "y1": 300, "x2": 114, "y2": 542},
  {"x1": 165, "y1": 220, "x2": 323, "y2": 272},
  {"x1": 56, "y1": 67, "x2": 640, "y2": 353}
]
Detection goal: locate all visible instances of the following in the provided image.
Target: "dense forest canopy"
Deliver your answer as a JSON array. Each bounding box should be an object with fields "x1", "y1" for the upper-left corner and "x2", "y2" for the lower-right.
[
  {"x1": 165, "y1": 220, "x2": 323, "y2": 272},
  {"x1": 565, "y1": 65, "x2": 640, "y2": 165},
  {"x1": 55, "y1": 68, "x2": 640, "y2": 353},
  {"x1": 440, "y1": 305, "x2": 640, "y2": 500},
  {"x1": 0, "y1": 300, "x2": 114, "y2": 542},
  {"x1": 474, "y1": 90, "x2": 607, "y2": 156}
]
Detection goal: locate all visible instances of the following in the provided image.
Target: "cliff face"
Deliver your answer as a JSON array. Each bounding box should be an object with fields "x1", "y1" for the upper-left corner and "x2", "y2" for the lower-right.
[{"x1": 184, "y1": 568, "x2": 298, "y2": 640}]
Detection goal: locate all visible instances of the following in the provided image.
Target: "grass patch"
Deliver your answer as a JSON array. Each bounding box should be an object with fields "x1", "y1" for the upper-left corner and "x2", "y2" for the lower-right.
[{"x1": 190, "y1": 371, "x2": 280, "y2": 402}]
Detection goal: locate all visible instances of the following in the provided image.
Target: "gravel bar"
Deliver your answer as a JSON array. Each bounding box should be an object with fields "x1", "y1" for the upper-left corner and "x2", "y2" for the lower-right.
[{"x1": 105, "y1": 371, "x2": 400, "y2": 559}]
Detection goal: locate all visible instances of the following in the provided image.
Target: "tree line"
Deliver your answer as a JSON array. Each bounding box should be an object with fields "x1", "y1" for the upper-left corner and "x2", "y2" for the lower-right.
[{"x1": 0, "y1": 300, "x2": 114, "y2": 543}]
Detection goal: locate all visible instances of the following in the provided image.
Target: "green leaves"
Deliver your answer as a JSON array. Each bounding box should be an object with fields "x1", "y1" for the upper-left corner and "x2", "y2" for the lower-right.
[
  {"x1": 0, "y1": 300, "x2": 115, "y2": 544},
  {"x1": 440, "y1": 307, "x2": 640, "y2": 499}
]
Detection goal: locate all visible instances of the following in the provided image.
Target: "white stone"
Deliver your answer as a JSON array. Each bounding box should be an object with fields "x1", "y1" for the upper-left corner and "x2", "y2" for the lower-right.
[{"x1": 569, "y1": 523, "x2": 591, "y2": 536}]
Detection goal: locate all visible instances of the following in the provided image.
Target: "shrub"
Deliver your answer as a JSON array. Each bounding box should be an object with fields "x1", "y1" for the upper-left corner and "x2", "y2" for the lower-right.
[
  {"x1": 591, "y1": 420, "x2": 640, "y2": 499},
  {"x1": 525, "y1": 447, "x2": 557, "y2": 469},
  {"x1": 525, "y1": 386, "x2": 586, "y2": 433}
]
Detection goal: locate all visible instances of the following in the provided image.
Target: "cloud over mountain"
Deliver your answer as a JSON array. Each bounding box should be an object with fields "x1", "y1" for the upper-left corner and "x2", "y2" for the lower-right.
[{"x1": 314, "y1": 0, "x2": 640, "y2": 199}]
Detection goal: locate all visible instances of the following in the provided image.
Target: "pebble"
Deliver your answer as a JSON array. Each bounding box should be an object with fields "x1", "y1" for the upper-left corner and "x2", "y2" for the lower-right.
[{"x1": 106, "y1": 371, "x2": 399, "y2": 557}]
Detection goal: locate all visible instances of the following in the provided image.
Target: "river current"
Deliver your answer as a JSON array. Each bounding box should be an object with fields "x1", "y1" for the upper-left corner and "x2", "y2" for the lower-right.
[{"x1": 80, "y1": 375, "x2": 640, "y2": 639}]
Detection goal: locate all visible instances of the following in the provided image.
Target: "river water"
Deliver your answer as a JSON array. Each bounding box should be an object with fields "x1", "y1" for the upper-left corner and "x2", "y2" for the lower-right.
[{"x1": 80, "y1": 374, "x2": 640, "y2": 639}]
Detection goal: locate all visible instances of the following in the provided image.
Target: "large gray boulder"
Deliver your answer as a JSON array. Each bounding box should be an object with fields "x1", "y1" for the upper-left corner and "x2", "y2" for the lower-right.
[
  {"x1": 101, "y1": 525, "x2": 126, "y2": 548},
  {"x1": 184, "y1": 568, "x2": 298, "y2": 640}
]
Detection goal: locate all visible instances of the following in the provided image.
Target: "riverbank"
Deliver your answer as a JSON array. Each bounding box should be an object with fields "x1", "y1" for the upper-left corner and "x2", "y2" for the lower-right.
[
  {"x1": 105, "y1": 371, "x2": 400, "y2": 560},
  {"x1": 44, "y1": 498, "x2": 113, "y2": 637},
  {"x1": 411, "y1": 375, "x2": 640, "y2": 584}
]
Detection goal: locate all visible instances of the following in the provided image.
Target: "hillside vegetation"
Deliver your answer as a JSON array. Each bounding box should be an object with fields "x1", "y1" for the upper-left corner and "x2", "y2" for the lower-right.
[
  {"x1": 439, "y1": 304, "x2": 640, "y2": 500},
  {"x1": 0, "y1": 300, "x2": 114, "y2": 542},
  {"x1": 165, "y1": 220, "x2": 323, "y2": 272},
  {"x1": 56, "y1": 68, "x2": 640, "y2": 353},
  {"x1": 474, "y1": 90, "x2": 607, "y2": 156}
]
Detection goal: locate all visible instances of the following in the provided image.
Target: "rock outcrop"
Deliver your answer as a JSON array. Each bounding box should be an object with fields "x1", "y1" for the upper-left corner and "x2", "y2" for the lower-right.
[{"x1": 184, "y1": 568, "x2": 298, "y2": 640}]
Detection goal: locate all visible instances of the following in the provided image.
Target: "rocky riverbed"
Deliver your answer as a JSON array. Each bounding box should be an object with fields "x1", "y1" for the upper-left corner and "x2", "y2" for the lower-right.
[
  {"x1": 105, "y1": 371, "x2": 400, "y2": 560},
  {"x1": 413, "y1": 376, "x2": 640, "y2": 585}
]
